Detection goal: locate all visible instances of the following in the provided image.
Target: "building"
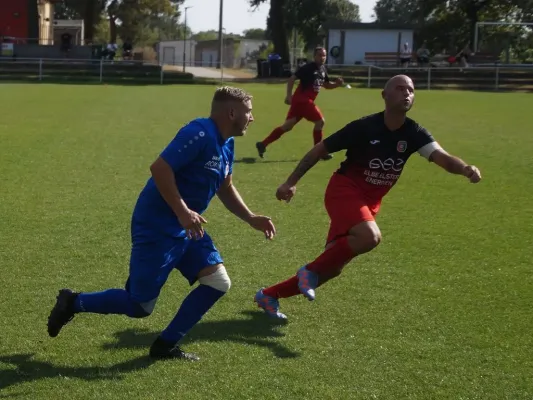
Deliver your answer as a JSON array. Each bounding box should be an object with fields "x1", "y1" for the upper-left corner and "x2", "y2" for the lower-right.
[
  {"x1": 157, "y1": 40, "x2": 197, "y2": 66},
  {"x1": 0, "y1": 0, "x2": 59, "y2": 43},
  {"x1": 325, "y1": 22, "x2": 414, "y2": 65},
  {"x1": 194, "y1": 38, "x2": 270, "y2": 68},
  {"x1": 38, "y1": 0, "x2": 55, "y2": 44}
]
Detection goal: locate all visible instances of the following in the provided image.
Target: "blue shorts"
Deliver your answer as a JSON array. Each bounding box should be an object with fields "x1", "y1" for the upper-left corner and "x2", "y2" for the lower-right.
[{"x1": 125, "y1": 232, "x2": 223, "y2": 303}]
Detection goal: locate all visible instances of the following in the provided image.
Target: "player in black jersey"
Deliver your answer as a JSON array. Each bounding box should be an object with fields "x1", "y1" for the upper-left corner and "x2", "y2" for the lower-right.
[{"x1": 254, "y1": 75, "x2": 482, "y2": 319}]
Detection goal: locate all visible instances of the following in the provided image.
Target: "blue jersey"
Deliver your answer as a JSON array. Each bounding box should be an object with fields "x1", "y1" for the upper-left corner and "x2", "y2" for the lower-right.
[{"x1": 132, "y1": 117, "x2": 234, "y2": 239}]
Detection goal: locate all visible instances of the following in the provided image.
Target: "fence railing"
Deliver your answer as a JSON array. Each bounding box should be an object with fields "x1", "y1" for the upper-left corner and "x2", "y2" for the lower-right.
[
  {"x1": 328, "y1": 63, "x2": 533, "y2": 91},
  {"x1": 1, "y1": 57, "x2": 533, "y2": 89}
]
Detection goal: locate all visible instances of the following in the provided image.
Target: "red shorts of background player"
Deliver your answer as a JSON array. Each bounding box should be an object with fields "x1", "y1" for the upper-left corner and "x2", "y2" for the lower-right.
[
  {"x1": 324, "y1": 173, "x2": 382, "y2": 244},
  {"x1": 286, "y1": 98, "x2": 323, "y2": 122}
]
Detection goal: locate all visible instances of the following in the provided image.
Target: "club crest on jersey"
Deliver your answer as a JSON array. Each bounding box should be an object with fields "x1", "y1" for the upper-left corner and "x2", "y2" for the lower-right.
[{"x1": 397, "y1": 140, "x2": 407, "y2": 153}]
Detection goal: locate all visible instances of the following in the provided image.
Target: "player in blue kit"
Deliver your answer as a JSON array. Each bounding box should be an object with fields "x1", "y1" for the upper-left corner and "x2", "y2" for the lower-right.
[{"x1": 47, "y1": 86, "x2": 276, "y2": 361}]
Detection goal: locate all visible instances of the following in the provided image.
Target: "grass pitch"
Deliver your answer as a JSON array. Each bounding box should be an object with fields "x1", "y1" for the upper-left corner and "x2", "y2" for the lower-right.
[{"x1": 1, "y1": 82, "x2": 532, "y2": 399}]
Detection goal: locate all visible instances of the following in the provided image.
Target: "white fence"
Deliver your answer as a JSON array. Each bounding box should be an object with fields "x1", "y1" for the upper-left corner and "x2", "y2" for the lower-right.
[
  {"x1": 329, "y1": 63, "x2": 533, "y2": 91},
  {"x1": 1, "y1": 58, "x2": 533, "y2": 90},
  {"x1": 0, "y1": 58, "x2": 260, "y2": 83}
]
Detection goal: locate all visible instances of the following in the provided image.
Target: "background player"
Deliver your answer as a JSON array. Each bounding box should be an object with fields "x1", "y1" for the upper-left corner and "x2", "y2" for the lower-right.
[
  {"x1": 255, "y1": 47, "x2": 345, "y2": 160},
  {"x1": 47, "y1": 86, "x2": 276, "y2": 361},
  {"x1": 254, "y1": 75, "x2": 481, "y2": 319}
]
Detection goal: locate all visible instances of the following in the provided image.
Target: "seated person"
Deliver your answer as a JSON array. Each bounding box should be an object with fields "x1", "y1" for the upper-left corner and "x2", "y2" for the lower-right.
[
  {"x1": 60, "y1": 32, "x2": 72, "y2": 55},
  {"x1": 123, "y1": 40, "x2": 133, "y2": 60}
]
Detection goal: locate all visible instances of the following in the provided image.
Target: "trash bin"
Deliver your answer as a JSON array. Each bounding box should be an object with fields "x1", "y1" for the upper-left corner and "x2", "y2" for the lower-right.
[
  {"x1": 269, "y1": 58, "x2": 283, "y2": 77},
  {"x1": 256, "y1": 58, "x2": 267, "y2": 78}
]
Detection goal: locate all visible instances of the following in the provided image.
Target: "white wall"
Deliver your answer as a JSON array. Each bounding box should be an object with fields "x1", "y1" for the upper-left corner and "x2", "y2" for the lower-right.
[
  {"x1": 328, "y1": 29, "x2": 414, "y2": 65},
  {"x1": 158, "y1": 40, "x2": 196, "y2": 65},
  {"x1": 239, "y1": 39, "x2": 270, "y2": 59},
  {"x1": 327, "y1": 29, "x2": 342, "y2": 65}
]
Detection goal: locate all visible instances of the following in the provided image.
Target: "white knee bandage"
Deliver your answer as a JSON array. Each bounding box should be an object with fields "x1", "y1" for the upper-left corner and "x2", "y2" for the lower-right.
[{"x1": 198, "y1": 266, "x2": 231, "y2": 292}]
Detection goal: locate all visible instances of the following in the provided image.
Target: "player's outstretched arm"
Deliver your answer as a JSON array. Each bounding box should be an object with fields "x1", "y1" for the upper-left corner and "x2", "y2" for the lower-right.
[
  {"x1": 428, "y1": 148, "x2": 482, "y2": 183},
  {"x1": 276, "y1": 142, "x2": 329, "y2": 202},
  {"x1": 217, "y1": 175, "x2": 276, "y2": 240}
]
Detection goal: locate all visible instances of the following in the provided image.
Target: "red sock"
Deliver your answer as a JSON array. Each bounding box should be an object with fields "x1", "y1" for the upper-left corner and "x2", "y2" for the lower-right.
[
  {"x1": 306, "y1": 236, "x2": 355, "y2": 275},
  {"x1": 263, "y1": 276, "x2": 300, "y2": 299},
  {"x1": 313, "y1": 129, "x2": 323, "y2": 145},
  {"x1": 262, "y1": 127, "x2": 285, "y2": 147}
]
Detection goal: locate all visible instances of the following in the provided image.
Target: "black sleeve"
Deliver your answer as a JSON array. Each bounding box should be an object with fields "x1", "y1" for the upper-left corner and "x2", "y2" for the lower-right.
[
  {"x1": 322, "y1": 120, "x2": 364, "y2": 154},
  {"x1": 294, "y1": 63, "x2": 311, "y2": 80},
  {"x1": 412, "y1": 123, "x2": 435, "y2": 151},
  {"x1": 324, "y1": 70, "x2": 330, "y2": 82}
]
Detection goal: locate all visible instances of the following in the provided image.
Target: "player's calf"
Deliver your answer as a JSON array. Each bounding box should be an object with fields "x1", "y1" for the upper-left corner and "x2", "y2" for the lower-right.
[
  {"x1": 257, "y1": 119, "x2": 298, "y2": 158},
  {"x1": 151, "y1": 265, "x2": 230, "y2": 360},
  {"x1": 313, "y1": 119, "x2": 333, "y2": 160}
]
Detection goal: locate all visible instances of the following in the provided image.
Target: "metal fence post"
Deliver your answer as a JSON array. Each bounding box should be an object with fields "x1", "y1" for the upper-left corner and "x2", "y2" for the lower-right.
[
  {"x1": 495, "y1": 65, "x2": 499, "y2": 91},
  {"x1": 367, "y1": 66, "x2": 372, "y2": 88},
  {"x1": 160, "y1": 64, "x2": 164, "y2": 84},
  {"x1": 427, "y1": 67, "x2": 431, "y2": 90},
  {"x1": 39, "y1": 58, "x2": 43, "y2": 81},
  {"x1": 99, "y1": 59, "x2": 103, "y2": 83}
]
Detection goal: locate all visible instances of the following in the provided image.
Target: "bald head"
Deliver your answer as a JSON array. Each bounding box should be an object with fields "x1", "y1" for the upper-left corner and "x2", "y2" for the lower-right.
[
  {"x1": 382, "y1": 74, "x2": 415, "y2": 113},
  {"x1": 384, "y1": 74, "x2": 414, "y2": 93}
]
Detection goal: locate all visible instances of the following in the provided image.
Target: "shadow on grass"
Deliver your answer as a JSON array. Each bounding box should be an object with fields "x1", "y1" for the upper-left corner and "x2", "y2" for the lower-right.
[
  {"x1": 0, "y1": 312, "x2": 296, "y2": 390},
  {"x1": 0, "y1": 353, "x2": 154, "y2": 391},
  {"x1": 103, "y1": 310, "x2": 298, "y2": 359}
]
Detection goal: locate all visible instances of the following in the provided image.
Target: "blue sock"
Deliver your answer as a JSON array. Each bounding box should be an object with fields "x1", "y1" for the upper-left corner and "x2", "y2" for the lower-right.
[
  {"x1": 74, "y1": 289, "x2": 141, "y2": 317},
  {"x1": 160, "y1": 284, "x2": 225, "y2": 344}
]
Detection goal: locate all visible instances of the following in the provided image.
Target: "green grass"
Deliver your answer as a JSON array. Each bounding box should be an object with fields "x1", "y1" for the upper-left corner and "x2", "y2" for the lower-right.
[{"x1": 1, "y1": 82, "x2": 532, "y2": 399}]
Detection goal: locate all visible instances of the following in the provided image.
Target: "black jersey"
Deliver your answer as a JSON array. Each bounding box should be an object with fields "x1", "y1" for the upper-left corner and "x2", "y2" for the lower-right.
[
  {"x1": 293, "y1": 62, "x2": 330, "y2": 101},
  {"x1": 323, "y1": 112, "x2": 440, "y2": 200}
]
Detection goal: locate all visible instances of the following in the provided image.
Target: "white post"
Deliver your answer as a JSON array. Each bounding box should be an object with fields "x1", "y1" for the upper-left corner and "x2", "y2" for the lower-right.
[
  {"x1": 220, "y1": 33, "x2": 224, "y2": 83},
  {"x1": 427, "y1": 67, "x2": 431, "y2": 90},
  {"x1": 495, "y1": 65, "x2": 499, "y2": 91},
  {"x1": 160, "y1": 64, "x2": 164, "y2": 84},
  {"x1": 39, "y1": 58, "x2": 43, "y2": 81},
  {"x1": 367, "y1": 66, "x2": 371, "y2": 88},
  {"x1": 474, "y1": 22, "x2": 479, "y2": 52},
  {"x1": 99, "y1": 58, "x2": 103, "y2": 83}
]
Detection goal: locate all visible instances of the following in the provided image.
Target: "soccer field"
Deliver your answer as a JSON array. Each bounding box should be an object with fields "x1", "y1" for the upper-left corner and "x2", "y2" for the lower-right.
[{"x1": 1, "y1": 82, "x2": 532, "y2": 399}]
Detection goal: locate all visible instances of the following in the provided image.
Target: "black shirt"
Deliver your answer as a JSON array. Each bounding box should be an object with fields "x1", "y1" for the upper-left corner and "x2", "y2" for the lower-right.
[
  {"x1": 61, "y1": 33, "x2": 72, "y2": 45},
  {"x1": 293, "y1": 62, "x2": 330, "y2": 100},
  {"x1": 323, "y1": 112, "x2": 437, "y2": 199}
]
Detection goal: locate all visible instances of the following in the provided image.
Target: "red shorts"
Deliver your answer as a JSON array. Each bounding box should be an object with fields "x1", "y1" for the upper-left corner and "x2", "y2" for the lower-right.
[
  {"x1": 286, "y1": 98, "x2": 323, "y2": 122},
  {"x1": 324, "y1": 173, "x2": 382, "y2": 244}
]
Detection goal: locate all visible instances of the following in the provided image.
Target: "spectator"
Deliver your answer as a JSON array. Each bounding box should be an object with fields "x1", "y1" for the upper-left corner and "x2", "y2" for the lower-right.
[
  {"x1": 106, "y1": 42, "x2": 117, "y2": 61},
  {"x1": 416, "y1": 41, "x2": 430, "y2": 68},
  {"x1": 123, "y1": 39, "x2": 133, "y2": 61},
  {"x1": 60, "y1": 32, "x2": 72, "y2": 56},
  {"x1": 400, "y1": 42, "x2": 411, "y2": 68}
]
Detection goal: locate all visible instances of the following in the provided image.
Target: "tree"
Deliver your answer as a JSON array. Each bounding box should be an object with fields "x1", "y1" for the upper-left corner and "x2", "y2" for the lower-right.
[
  {"x1": 250, "y1": 0, "x2": 360, "y2": 59},
  {"x1": 373, "y1": 0, "x2": 419, "y2": 24},
  {"x1": 54, "y1": 0, "x2": 185, "y2": 44},
  {"x1": 54, "y1": 0, "x2": 106, "y2": 41},
  {"x1": 287, "y1": 0, "x2": 361, "y2": 50},
  {"x1": 243, "y1": 28, "x2": 268, "y2": 39},
  {"x1": 372, "y1": 0, "x2": 531, "y2": 56},
  {"x1": 251, "y1": 0, "x2": 290, "y2": 60},
  {"x1": 192, "y1": 30, "x2": 219, "y2": 41},
  {"x1": 101, "y1": 0, "x2": 184, "y2": 44}
]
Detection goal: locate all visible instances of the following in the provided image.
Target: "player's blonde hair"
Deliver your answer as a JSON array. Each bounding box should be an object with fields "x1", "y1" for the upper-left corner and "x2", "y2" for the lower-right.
[{"x1": 212, "y1": 86, "x2": 253, "y2": 104}]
